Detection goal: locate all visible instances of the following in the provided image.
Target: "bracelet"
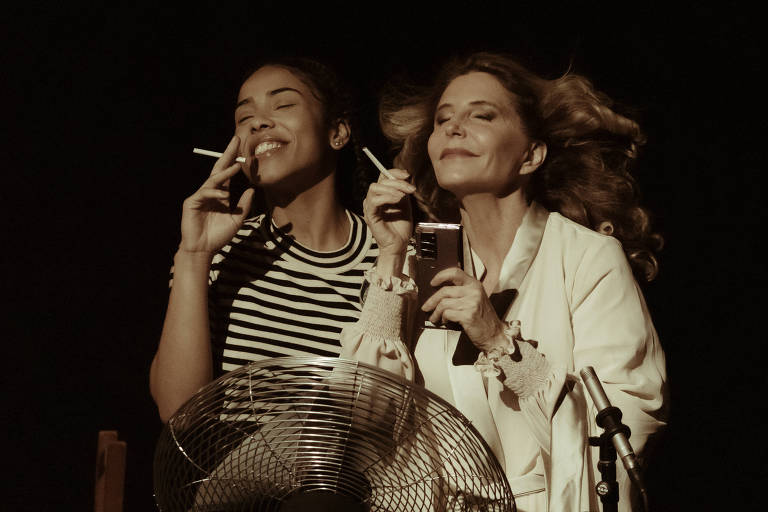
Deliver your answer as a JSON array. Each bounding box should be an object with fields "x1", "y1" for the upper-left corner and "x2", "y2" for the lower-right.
[{"x1": 473, "y1": 320, "x2": 521, "y2": 378}]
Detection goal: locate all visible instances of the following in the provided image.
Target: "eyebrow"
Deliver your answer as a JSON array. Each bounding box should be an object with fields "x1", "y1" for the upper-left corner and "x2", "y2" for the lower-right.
[{"x1": 236, "y1": 87, "x2": 303, "y2": 108}]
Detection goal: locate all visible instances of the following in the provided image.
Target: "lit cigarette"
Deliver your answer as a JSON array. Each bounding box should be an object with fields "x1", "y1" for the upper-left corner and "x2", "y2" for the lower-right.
[
  {"x1": 193, "y1": 147, "x2": 246, "y2": 163},
  {"x1": 362, "y1": 147, "x2": 394, "y2": 179}
]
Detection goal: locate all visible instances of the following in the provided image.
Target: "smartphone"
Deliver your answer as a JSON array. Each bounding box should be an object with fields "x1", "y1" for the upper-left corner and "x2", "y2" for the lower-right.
[
  {"x1": 415, "y1": 222, "x2": 464, "y2": 329},
  {"x1": 228, "y1": 167, "x2": 251, "y2": 212}
]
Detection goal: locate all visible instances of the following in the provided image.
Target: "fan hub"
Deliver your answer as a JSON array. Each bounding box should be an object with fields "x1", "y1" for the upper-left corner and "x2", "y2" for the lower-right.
[{"x1": 280, "y1": 489, "x2": 366, "y2": 512}]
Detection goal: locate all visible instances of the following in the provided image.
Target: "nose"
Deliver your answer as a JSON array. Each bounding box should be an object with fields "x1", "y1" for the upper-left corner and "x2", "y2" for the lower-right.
[
  {"x1": 444, "y1": 118, "x2": 465, "y2": 137},
  {"x1": 249, "y1": 113, "x2": 275, "y2": 132}
]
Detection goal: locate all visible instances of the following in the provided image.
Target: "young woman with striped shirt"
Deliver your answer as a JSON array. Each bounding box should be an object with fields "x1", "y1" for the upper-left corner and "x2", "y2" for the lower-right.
[{"x1": 150, "y1": 58, "x2": 379, "y2": 422}]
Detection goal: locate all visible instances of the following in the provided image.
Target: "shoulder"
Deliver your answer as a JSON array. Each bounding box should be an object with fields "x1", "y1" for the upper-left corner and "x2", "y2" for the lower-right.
[
  {"x1": 545, "y1": 212, "x2": 624, "y2": 258},
  {"x1": 541, "y1": 211, "x2": 630, "y2": 282},
  {"x1": 536, "y1": 213, "x2": 639, "y2": 314},
  {"x1": 545, "y1": 212, "x2": 616, "y2": 244}
]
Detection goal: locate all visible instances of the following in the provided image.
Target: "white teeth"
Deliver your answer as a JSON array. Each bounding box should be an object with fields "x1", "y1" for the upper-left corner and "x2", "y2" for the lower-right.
[{"x1": 254, "y1": 141, "x2": 283, "y2": 155}]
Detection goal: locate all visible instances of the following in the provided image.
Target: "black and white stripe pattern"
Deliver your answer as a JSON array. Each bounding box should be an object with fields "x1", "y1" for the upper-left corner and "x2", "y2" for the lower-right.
[{"x1": 207, "y1": 210, "x2": 378, "y2": 377}]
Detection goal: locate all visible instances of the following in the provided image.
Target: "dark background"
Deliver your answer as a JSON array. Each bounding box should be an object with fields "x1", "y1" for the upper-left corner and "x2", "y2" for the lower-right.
[{"x1": 3, "y1": 3, "x2": 764, "y2": 510}]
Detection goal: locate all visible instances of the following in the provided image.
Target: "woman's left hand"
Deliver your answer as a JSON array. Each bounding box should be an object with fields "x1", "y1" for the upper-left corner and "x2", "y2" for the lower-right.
[{"x1": 421, "y1": 268, "x2": 506, "y2": 352}]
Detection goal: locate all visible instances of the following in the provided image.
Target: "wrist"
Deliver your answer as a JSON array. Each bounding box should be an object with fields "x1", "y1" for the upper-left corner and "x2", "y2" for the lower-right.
[
  {"x1": 480, "y1": 319, "x2": 516, "y2": 352},
  {"x1": 485, "y1": 331, "x2": 510, "y2": 354},
  {"x1": 173, "y1": 248, "x2": 214, "y2": 270},
  {"x1": 375, "y1": 251, "x2": 406, "y2": 280},
  {"x1": 474, "y1": 320, "x2": 521, "y2": 377},
  {"x1": 485, "y1": 333, "x2": 517, "y2": 359}
]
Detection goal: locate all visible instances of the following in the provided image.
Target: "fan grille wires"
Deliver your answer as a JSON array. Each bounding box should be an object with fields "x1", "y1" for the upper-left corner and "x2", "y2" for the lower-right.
[{"x1": 154, "y1": 356, "x2": 514, "y2": 511}]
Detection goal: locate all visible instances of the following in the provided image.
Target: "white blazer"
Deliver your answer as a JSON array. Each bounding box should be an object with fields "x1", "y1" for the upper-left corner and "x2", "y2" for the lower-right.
[{"x1": 341, "y1": 202, "x2": 668, "y2": 511}]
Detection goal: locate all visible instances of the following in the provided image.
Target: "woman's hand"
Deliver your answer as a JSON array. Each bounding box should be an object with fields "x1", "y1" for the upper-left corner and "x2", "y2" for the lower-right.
[
  {"x1": 421, "y1": 268, "x2": 507, "y2": 352},
  {"x1": 362, "y1": 169, "x2": 415, "y2": 276},
  {"x1": 179, "y1": 136, "x2": 255, "y2": 257}
]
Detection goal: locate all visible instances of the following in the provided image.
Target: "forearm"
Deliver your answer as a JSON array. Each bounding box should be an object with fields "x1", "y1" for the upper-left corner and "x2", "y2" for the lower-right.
[{"x1": 150, "y1": 250, "x2": 215, "y2": 422}]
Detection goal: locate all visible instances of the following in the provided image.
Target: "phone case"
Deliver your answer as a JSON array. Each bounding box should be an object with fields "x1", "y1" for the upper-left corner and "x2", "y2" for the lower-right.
[{"x1": 415, "y1": 222, "x2": 463, "y2": 329}]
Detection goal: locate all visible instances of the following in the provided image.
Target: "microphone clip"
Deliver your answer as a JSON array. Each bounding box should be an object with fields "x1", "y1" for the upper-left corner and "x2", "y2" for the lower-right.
[
  {"x1": 596, "y1": 405, "x2": 632, "y2": 442},
  {"x1": 588, "y1": 408, "x2": 635, "y2": 512}
]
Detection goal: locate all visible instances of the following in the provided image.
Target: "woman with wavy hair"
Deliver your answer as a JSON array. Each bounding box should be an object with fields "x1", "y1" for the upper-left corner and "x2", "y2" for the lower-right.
[{"x1": 341, "y1": 52, "x2": 667, "y2": 511}]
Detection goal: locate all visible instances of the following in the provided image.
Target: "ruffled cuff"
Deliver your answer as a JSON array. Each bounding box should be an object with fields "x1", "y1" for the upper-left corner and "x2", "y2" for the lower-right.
[
  {"x1": 362, "y1": 268, "x2": 416, "y2": 298},
  {"x1": 473, "y1": 320, "x2": 551, "y2": 399},
  {"x1": 357, "y1": 269, "x2": 416, "y2": 340},
  {"x1": 497, "y1": 342, "x2": 551, "y2": 399}
]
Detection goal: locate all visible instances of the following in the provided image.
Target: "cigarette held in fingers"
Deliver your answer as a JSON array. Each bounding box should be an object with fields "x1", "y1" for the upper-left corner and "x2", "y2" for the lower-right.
[
  {"x1": 362, "y1": 146, "x2": 429, "y2": 205},
  {"x1": 362, "y1": 147, "x2": 395, "y2": 179},
  {"x1": 193, "y1": 148, "x2": 246, "y2": 163}
]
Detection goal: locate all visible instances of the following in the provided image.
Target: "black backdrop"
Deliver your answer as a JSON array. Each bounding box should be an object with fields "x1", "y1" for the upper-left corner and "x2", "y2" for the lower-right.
[{"x1": 3, "y1": 3, "x2": 764, "y2": 510}]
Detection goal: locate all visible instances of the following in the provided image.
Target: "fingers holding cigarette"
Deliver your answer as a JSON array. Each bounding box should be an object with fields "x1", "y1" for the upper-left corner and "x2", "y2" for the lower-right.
[
  {"x1": 191, "y1": 138, "x2": 246, "y2": 197},
  {"x1": 377, "y1": 167, "x2": 412, "y2": 184},
  {"x1": 367, "y1": 175, "x2": 416, "y2": 207},
  {"x1": 363, "y1": 146, "x2": 414, "y2": 187},
  {"x1": 214, "y1": 136, "x2": 244, "y2": 175},
  {"x1": 362, "y1": 146, "x2": 438, "y2": 221}
]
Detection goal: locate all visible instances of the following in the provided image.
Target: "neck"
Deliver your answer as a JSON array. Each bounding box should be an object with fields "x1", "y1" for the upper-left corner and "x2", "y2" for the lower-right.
[
  {"x1": 267, "y1": 172, "x2": 349, "y2": 251},
  {"x1": 459, "y1": 190, "x2": 529, "y2": 291}
]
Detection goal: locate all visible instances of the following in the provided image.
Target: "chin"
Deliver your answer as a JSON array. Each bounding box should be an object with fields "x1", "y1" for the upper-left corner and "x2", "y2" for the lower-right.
[
  {"x1": 435, "y1": 168, "x2": 470, "y2": 191},
  {"x1": 252, "y1": 158, "x2": 294, "y2": 183},
  {"x1": 254, "y1": 172, "x2": 293, "y2": 189}
]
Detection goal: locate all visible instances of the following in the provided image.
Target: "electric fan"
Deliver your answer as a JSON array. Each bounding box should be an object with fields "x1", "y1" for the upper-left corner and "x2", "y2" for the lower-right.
[{"x1": 154, "y1": 356, "x2": 515, "y2": 511}]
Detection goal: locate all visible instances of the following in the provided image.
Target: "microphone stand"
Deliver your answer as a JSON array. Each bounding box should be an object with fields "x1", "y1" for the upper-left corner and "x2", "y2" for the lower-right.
[{"x1": 589, "y1": 405, "x2": 631, "y2": 512}]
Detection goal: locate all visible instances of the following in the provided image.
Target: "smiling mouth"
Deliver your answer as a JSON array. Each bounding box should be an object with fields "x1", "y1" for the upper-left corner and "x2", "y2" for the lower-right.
[
  {"x1": 254, "y1": 141, "x2": 285, "y2": 156},
  {"x1": 441, "y1": 149, "x2": 477, "y2": 159}
]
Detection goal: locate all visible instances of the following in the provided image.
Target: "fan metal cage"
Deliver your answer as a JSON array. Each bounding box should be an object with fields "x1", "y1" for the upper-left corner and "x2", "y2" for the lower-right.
[{"x1": 154, "y1": 356, "x2": 514, "y2": 511}]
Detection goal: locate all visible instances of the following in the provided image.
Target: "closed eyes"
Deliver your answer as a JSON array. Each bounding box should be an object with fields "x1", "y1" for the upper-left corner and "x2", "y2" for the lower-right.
[
  {"x1": 474, "y1": 112, "x2": 495, "y2": 121},
  {"x1": 236, "y1": 104, "x2": 296, "y2": 123},
  {"x1": 434, "y1": 111, "x2": 496, "y2": 125}
]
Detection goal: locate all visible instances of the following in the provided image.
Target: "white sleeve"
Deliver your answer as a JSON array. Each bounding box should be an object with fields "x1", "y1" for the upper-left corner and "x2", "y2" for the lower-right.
[
  {"x1": 339, "y1": 269, "x2": 418, "y2": 381},
  {"x1": 529, "y1": 236, "x2": 666, "y2": 510},
  {"x1": 502, "y1": 236, "x2": 666, "y2": 510},
  {"x1": 569, "y1": 237, "x2": 667, "y2": 453}
]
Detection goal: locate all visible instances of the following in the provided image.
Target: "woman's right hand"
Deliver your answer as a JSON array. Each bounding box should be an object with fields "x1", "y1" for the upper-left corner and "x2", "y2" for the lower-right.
[
  {"x1": 362, "y1": 169, "x2": 415, "y2": 274},
  {"x1": 178, "y1": 136, "x2": 255, "y2": 257}
]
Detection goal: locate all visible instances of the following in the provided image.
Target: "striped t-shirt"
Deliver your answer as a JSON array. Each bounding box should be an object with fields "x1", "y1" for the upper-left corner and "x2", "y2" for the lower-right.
[{"x1": 206, "y1": 210, "x2": 378, "y2": 377}]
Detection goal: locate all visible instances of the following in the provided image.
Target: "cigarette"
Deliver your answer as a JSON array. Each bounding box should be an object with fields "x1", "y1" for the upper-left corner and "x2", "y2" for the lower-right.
[
  {"x1": 193, "y1": 148, "x2": 246, "y2": 163},
  {"x1": 362, "y1": 147, "x2": 394, "y2": 179},
  {"x1": 362, "y1": 147, "x2": 432, "y2": 215}
]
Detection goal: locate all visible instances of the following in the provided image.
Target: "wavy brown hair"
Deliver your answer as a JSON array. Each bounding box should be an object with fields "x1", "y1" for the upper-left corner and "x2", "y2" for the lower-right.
[{"x1": 380, "y1": 52, "x2": 662, "y2": 281}]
